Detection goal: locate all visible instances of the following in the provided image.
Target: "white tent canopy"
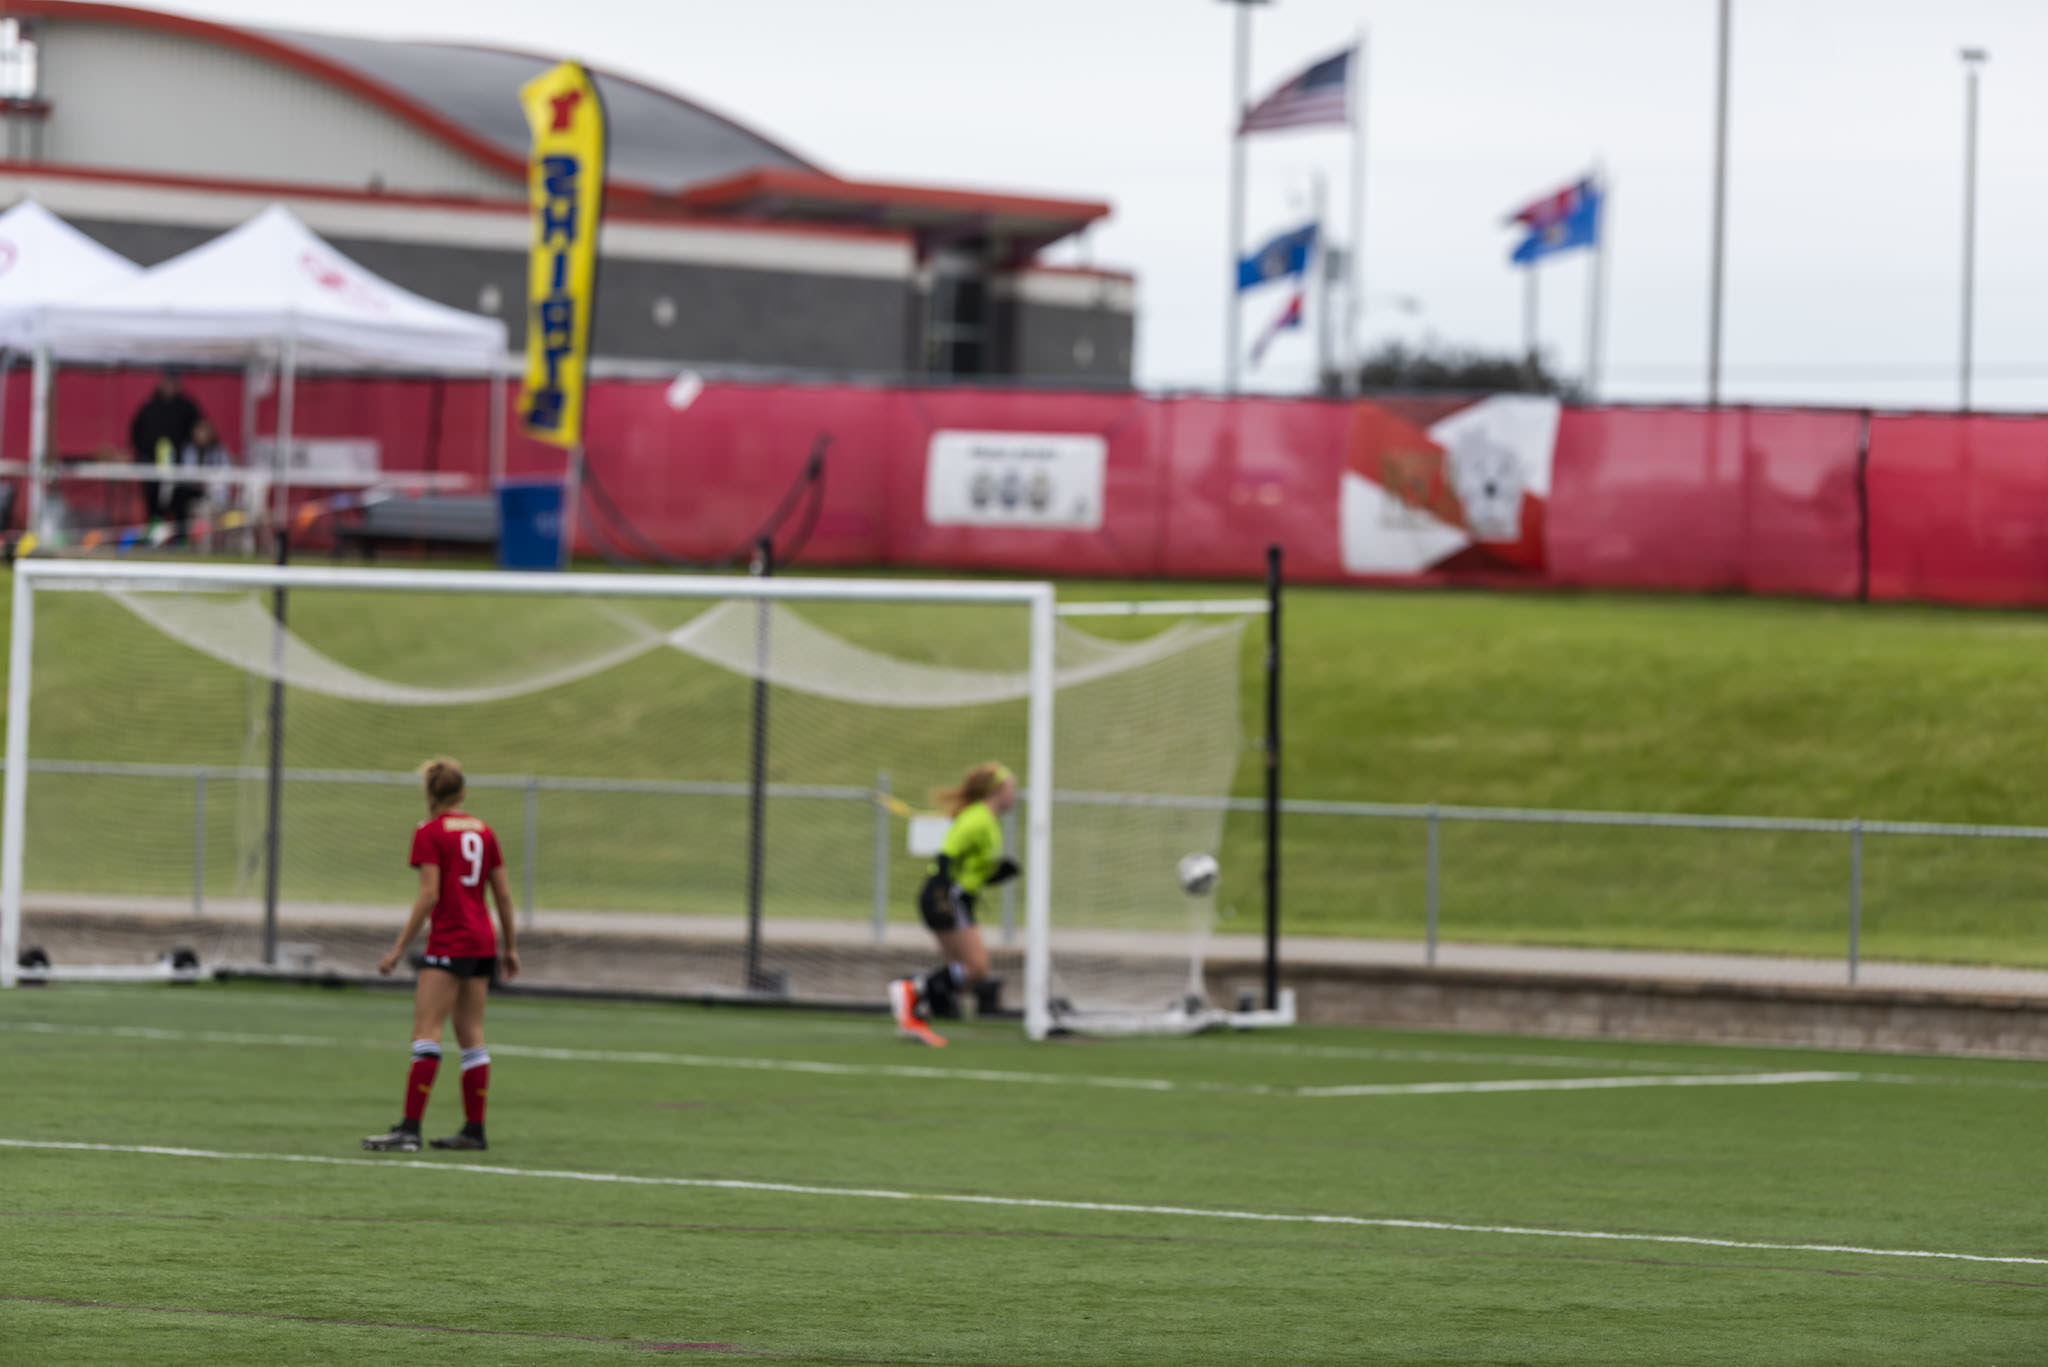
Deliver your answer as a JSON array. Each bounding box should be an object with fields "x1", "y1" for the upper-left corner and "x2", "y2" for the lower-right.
[
  {"x1": 24, "y1": 205, "x2": 510, "y2": 538},
  {"x1": 37, "y1": 204, "x2": 506, "y2": 371},
  {"x1": 0, "y1": 200, "x2": 143, "y2": 352}
]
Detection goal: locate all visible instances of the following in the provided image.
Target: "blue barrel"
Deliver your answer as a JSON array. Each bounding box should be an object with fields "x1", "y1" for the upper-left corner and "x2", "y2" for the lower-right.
[{"x1": 495, "y1": 479, "x2": 566, "y2": 570}]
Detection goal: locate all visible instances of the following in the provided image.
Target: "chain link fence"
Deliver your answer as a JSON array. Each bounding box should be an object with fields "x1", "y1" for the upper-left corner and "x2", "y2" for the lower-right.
[{"x1": 18, "y1": 760, "x2": 2048, "y2": 984}]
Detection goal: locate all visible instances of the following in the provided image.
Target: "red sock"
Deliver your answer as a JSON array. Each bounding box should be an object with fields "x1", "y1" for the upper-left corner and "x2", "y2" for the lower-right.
[
  {"x1": 461, "y1": 1062, "x2": 490, "y2": 1127},
  {"x1": 403, "y1": 1051, "x2": 440, "y2": 1124}
]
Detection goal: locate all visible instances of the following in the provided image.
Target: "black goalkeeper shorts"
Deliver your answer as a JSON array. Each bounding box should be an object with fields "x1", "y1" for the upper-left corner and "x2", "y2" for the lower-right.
[
  {"x1": 917, "y1": 875, "x2": 977, "y2": 933},
  {"x1": 419, "y1": 954, "x2": 497, "y2": 981}
]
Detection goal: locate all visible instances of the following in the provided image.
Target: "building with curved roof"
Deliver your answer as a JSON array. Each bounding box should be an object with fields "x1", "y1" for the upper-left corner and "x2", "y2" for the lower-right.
[{"x1": 0, "y1": 2, "x2": 1133, "y2": 381}]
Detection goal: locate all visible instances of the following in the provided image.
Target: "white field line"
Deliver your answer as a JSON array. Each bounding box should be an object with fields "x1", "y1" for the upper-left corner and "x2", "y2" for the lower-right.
[
  {"x1": 1295, "y1": 1072, "x2": 1859, "y2": 1097},
  {"x1": 1193, "y1": 1040, "x2": 1747, "y2": 1073},
  {"x1": 0, "y1": 1022, "x2": 1856, "y2": 1097},
  {"x1": 3, "y1": 1138, "x2": 2043, "y2": 1269}
]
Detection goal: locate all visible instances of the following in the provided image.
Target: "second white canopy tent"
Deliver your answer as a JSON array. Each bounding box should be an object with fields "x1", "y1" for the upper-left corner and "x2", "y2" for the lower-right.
[{"x1": 25, "y1": 204, "x2": 512, "y2": 537}]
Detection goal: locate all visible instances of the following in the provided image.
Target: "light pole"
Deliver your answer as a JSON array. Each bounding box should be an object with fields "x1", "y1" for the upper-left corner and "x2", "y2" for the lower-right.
[
  {"x1": 1706, "y1": 0, "x2": 1730, "y2": 407},
  {"x1": 1221, "y1": 0, "x2": 1270, "y2": 395},
  {"x1": 1960, "y1": 47, "x2": 1988, "y2": 412}
]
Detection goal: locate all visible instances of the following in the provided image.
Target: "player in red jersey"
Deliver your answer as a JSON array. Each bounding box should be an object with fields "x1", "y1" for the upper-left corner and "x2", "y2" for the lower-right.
[{"x1": 362, "y1": 757, "x2": 519, "y2": 1154}]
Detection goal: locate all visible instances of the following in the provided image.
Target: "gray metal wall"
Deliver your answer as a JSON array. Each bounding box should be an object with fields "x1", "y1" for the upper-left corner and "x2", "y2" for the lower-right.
[
  {"x1": 66, "y1": 213, "x2": 1131, "y2": 383},
  {"x1": 38, "y1": 21, "x2": 511, "y2": 199},
  {"x1": 1000, "y1": 298, "x2": 1136, "y2": 384},
  {"x1": 65, "y1": 215, "x2": 917, "y2": 375}
]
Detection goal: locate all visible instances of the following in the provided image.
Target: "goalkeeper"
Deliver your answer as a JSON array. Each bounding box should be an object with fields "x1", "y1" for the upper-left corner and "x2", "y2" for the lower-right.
[{"x1": 889, "y1": 761, "x2": 1020, "y2": 1045}]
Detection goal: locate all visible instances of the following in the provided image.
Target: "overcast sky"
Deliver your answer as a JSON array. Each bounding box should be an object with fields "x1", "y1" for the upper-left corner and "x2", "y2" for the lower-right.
[{"x1": 163, "y1": 0, "x2": 2048, "y2": 409}]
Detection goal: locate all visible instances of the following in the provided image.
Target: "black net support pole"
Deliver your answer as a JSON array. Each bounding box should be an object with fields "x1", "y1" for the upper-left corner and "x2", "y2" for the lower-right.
[
  {"x1": 1263, "y1": 542, "x2": 1282, "y2": 1010},
  {"x1": 742, "y1": 535, "x2": 774, "y2": 991},
  {"x1": 262, "y1": 527, "x2": 290, "y2": 967}
]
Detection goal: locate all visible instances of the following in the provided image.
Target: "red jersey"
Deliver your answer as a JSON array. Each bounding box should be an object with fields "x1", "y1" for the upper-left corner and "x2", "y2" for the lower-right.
[{"x1": 409, "y1": 812, "x2": 504, "y2": 957}]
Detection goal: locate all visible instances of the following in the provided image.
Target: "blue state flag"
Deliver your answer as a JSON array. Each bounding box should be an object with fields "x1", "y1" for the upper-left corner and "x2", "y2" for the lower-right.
[
  {"x1": 1508, "y1": 178, "x2": 1602, "y2": 265},
  {"x1": 1238, "y1": 223, "x2": 1319, "y2": 291}
]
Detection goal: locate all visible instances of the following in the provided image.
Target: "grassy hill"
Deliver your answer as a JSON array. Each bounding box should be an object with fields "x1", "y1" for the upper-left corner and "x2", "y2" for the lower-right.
[{"x1": 6, "y1": 564, "x2": 2048, "y2": 965}]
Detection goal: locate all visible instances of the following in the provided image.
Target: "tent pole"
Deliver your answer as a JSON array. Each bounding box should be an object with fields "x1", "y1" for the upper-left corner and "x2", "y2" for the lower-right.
[
  {"x1": 27, "y1": 346, "x2": 50, "y2": 540},
  {"x1": 274, "y1": 338, "x2": 296, "y2": 544},
  {"x1": 242, "y1": 359, "x2": 261, "y2": 551},
  {"x1": 488, "y1": 366, "x2": 507, "y2": 488},
  {"x1": 241, "y1": 360, "x2": 258, "y2": 458},
  {"x1": 0, "y1": 350, "x2": 12, "y2": 526}
]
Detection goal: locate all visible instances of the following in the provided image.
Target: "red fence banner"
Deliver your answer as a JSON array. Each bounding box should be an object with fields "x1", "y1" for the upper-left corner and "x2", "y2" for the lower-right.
[
  {"x1": 10, "y1": 367, "x2": 2048, "y2": 612},
  {"x1": 1866, "y1": 413, "x2": 2048, "y2": 606},
  {"x1": 1547, "y1": 406, "x2": 1864, "y2": 599},
  {"x1": 579, "y1": 380, "x2": 895, "y2": 566}
]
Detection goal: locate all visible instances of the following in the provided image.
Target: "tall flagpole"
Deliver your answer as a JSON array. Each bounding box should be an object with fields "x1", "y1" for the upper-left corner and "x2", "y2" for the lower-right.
[
  {"x1": 1585, "y1": 166, "x2": 1609, "y2": 399},
  {"x1": 1959, "y1": 47, "x2": 1987, "y2": 412},
  {"x1": 1345, "y1": 29, "x2": 1368, "y2": 395},
  {"x1": 1312, "y1": 172, "x2": 1331, "y2": 386},
  {"x1": 1224, "y1": 1, "x2": 1258, "y2": 395},
  {"x1": 1523, "y1": 264, "x2": 1539, "y2": 376},
  {"x1": 1706, "y1": 0, "x2": 1731, "y2": 406}
]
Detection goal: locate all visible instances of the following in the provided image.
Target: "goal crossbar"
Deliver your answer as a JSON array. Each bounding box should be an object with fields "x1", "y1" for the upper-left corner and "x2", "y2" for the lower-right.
[
  {"x1": 1055, "y1": 599, "x2": 1268, "y2": 618},
  {"x1": 10, "y1": 559, "x2": 1057, "y2": 607},
  {"x1": 0, "y1": 561, "x2": 1060, "y2": 1035}
]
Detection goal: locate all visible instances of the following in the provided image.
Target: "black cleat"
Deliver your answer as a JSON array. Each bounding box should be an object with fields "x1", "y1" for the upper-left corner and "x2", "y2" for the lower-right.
[
  {"x1": 429, "y1": 1131, "x2": 487, "y2": 1151},
  {"x1": 361, "y1": 1126, "x2": 421, "y2": 1153}
]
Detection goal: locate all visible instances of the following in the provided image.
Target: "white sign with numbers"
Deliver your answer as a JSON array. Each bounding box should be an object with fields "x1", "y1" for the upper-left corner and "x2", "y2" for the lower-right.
[{"x1": 924, "y1": 430, "x2": 1106, "y2": 531}]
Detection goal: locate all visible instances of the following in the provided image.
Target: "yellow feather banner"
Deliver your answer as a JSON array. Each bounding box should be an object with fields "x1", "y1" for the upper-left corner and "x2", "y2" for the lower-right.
[{"x1": 517, "y1": 62, "x2": 608, "y2": 449}]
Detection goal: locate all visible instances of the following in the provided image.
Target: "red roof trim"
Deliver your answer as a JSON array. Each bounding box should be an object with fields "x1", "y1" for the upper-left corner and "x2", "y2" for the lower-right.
[
  {"x1": 683, "y1": 168, "x2": 1111, "y2": 229},
  {"x1": 13, "y1": 2, "x2": 533, "y2": 186},
  {"x1": 1022, "y1": 262, "x2": 1136, "y2": 284},
  {"x1": 0, "y1": 160, "x2": 917, "y2": 246}
]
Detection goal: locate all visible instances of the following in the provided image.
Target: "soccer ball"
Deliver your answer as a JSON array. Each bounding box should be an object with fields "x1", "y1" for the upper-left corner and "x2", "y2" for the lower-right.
[{"x1": 1176, "y1": 852, "x2": 1220, "y2": 897}]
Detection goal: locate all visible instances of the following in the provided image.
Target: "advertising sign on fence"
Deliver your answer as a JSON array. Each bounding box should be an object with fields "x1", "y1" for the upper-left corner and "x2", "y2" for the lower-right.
[
  {"x1": 1340, "y1": 395, "x2": 1558, "y2": 577},
  {"x1": 923, "y1": 429, "x2": 1107, "y2": 530},
  {"x1": 248, "y1": 437, "x2": 381, "y2": 478}
]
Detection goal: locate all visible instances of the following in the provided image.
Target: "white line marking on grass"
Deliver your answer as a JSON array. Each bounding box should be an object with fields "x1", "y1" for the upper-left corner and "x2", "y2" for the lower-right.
[
  {"x1": 1195, "y1": 1041, "x2": 1742, "y2": 1073},
  {"x1": 0, "y1": 1023, "x2": 1859, "y2": 1098},
  {"x1": 1, "y1": 1022, "x2": 352, "y2": 1049},
  {"x1": 1865, "y1": 1072, "x2": 2048, "y2": 1093},
  {"x1": 3, "y1": 1138, "x2": 2042, "y2": 1269},
  {"x1": 1296, "y1": 1071, "x2": 1861, "y2": 1097},
  {"x1": 497, "y1": 1043, "x2": 1194, "y2": 1090},
  {"x1": 0, "y1": 1023, "x2": 1187, "y2": 1092}
]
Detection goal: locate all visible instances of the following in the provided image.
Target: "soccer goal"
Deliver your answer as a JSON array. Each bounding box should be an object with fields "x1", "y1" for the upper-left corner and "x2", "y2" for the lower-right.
[{"x1": 0, "y1": 559, "x2": 1290, "y2": 1039}]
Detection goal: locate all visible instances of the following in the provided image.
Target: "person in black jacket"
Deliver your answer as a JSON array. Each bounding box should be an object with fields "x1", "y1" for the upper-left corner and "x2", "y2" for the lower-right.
[{"x1": 129, "y1": 371, "x2": 203, "y2": 525}]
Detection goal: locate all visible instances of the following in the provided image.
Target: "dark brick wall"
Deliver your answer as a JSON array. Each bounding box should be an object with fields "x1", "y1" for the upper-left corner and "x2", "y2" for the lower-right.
[
  {"x1": 1004, "y1": 297, "x2": 1135, "y2": 383},
  {"x1": 66, "y1": 216, "x2": 915, "y2": 373}
]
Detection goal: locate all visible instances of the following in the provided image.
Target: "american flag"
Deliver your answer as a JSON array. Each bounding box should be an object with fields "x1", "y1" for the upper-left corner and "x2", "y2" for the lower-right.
[{"x1": 1239, "y1": 46, "x2": 1355, "y2": 135}]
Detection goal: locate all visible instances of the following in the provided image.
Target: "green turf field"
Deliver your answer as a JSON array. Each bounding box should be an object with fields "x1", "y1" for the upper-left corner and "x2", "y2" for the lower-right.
[
  {"x1": 7, "y1": 568, "x2": 2048, "y2": 965},
  {"x1": 1, "y1": 982, "x2": 2044, "y2": 1364}
]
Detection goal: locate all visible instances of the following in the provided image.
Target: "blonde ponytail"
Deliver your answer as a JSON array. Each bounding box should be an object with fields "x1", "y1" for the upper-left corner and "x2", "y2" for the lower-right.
[{"x1": 933, "y1": 761, "x2": 1011, "y2": 818}]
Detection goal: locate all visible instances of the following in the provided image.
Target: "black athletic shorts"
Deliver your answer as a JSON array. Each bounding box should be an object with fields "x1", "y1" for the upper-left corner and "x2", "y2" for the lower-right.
[
  {"x1": 917, "y1": 874, "x2": 978, "y2": 933},
  {"x1": 418, "y1": 954, "x2": 497, "y2": 981}
]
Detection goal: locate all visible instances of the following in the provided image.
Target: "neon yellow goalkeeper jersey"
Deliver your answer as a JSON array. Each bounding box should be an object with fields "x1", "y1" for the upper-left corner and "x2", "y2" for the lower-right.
[{"x1": 936, "y1": 801, "x2": 1003, "y2": 894}]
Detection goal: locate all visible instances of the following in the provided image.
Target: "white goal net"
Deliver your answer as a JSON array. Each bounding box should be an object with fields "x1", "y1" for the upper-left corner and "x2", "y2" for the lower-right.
[{"x1": 1, "y1": 561, "x2": 1278, "y2": 1038}]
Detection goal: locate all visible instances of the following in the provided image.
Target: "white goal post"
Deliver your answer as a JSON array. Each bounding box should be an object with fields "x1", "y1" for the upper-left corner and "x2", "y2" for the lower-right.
[{"x1": 1, "y1": 559, "x2": 1289, "y2": 1039}]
